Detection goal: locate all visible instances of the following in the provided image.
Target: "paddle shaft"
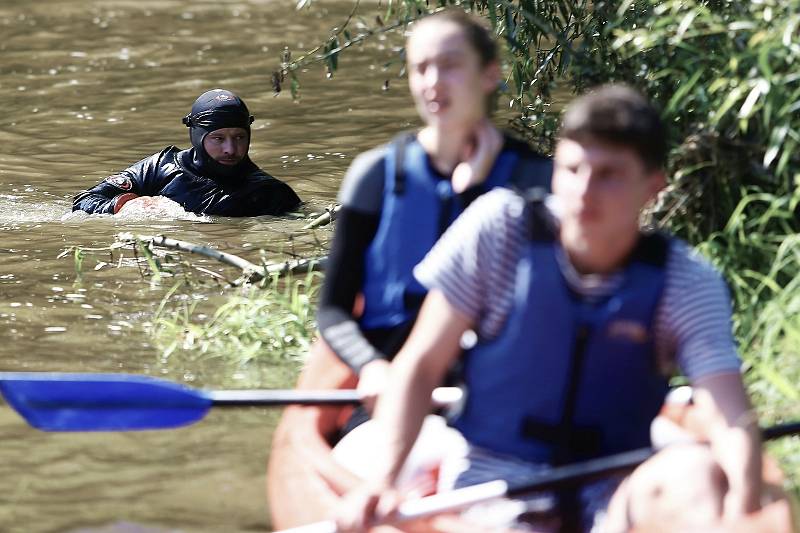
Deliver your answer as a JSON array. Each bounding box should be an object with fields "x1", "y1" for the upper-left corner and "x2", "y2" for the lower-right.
[
  {"x1": 277, "y1": 421, "x2": 800, "y2": 533},
  {"x1": 210, "y1": 387, "x2": 460, "y2": 407},
  {"x1": 211, "y1": 389, "x2": 363, "y2": 406}
]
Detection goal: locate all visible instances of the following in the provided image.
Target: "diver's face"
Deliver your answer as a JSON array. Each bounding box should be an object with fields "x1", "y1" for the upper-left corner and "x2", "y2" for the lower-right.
[
  {"x1": 203, "y1": 127, "x2": 249, "y2": 165},
  {"x1": 406, "y1": 19, "x2": 498, "y2": 130}
]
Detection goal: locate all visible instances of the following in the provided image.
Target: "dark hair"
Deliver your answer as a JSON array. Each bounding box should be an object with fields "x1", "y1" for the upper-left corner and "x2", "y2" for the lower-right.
[
  {"x1": 560, "y1": 85, "x2": 667, "y2": 171},
  {"x1": 419, "y1": 9, "x2": 498, "y2": 66}
]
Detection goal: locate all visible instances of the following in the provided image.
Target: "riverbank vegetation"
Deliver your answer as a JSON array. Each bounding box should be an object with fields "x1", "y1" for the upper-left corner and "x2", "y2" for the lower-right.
[
  {"x1": 144, "y1": 0, "x2": 800, "y2": 486},
  {"x1": 148, "y1": 272, "x2": 322, "y2": 385}
]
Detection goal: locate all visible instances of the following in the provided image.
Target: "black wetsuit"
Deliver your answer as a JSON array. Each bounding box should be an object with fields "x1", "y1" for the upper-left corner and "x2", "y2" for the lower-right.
[{"x1": 72, "y1": 146, "x2": 300, "y2": 216}]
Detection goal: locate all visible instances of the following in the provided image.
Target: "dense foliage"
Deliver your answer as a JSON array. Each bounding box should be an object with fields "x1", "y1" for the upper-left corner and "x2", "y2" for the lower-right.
[
  {"x1": 285, "y1": 0, "x2": 799, "y2": 239},
  {"x1": 147, "y1": 272, "x2": 322, "y2": 384}
]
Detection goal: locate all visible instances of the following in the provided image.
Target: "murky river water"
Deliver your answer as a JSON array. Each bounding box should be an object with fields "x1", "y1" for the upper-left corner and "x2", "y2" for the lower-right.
[{"x1": 0, "y1": 1, "x2": 423, "y2": 531}]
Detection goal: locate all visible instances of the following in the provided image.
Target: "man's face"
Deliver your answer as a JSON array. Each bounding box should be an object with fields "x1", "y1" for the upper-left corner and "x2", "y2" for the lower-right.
[
  {"x1": 552, "y1": 137, "x2": 664, "y2": 270},
  {"x1": 203, "y1": 127, "x2": 249, "y2": 166},
  {"x1": 406, "y1": 20, "x2": 498, "y2": 130}
]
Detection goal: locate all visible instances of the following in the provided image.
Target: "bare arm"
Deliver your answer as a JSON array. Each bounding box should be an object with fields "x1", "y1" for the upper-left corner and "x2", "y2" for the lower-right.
[
  {"x1": 373, "y1": 290, "x2": 472, "y2": 483},
  {"x1": 337, "y1": 290, "x2": 472, "y2": 530},
  {"x1": 692, "y1": 372, "x2": 762, "y2": 517},
  {"x1": 267, "y1": 339, "x2": 361, "y2": 528}
]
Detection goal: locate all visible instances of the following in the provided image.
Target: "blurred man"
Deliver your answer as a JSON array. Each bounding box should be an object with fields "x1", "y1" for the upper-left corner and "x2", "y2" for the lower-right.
[{"x1": 337, "y1": 85, "x2": 762, "y2": 532}]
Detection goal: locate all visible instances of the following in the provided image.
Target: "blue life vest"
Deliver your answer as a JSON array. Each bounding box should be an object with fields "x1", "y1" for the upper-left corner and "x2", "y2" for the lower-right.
[
  {"x1": 454, "y1": 204, "x2": 671, "y2": 464},
  {"x1": 359, "y1": 134, "x2": 545, "y2": 330}
]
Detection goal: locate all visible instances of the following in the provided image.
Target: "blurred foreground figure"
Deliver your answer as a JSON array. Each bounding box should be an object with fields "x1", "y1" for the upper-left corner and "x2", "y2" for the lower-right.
[
  {"x1": 267, "y1": 9, "x2": 550, "y2": 530},
  {"x1": 334, "y1": 85, "x2": 789, "y2": 532}
]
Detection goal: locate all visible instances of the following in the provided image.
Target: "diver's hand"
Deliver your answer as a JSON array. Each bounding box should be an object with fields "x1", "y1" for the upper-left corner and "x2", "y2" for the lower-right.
[
  {"x1": 357, "y1": 359, "x2": 391, "y2": 414},
  {"x1": 112, "y1": 193, "x2": 139, "y2": 213},
  {"x1": 452, "y1": 119, "x2": 503, "y2": 194}
]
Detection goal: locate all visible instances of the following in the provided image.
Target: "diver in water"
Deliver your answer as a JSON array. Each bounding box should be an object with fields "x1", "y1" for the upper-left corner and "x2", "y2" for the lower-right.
[{"x1": 72, "y1": 89, "x2": 301, "y2": 216}]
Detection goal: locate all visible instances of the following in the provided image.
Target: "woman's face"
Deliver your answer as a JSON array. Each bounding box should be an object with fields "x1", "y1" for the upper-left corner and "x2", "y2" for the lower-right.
[{"x1": 406, "y1": 20, "x2": 499, "y2": 131}]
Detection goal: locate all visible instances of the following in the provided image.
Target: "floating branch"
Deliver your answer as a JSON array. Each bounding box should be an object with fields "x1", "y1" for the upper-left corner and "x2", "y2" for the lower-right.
[
  {"x1": 303, "y1": 204, "x2": 342, "y2": 229},
  {"x1": 116, "y1": 233, "x2": 327, "y2": 285},
  {"x1": 263, "y1": 255, "x2": 328, "y2": 276}
]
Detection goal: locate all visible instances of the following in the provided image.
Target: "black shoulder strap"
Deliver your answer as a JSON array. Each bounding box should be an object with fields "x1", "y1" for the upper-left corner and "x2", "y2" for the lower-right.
[
  {"x1": 391, "y1": 131, "x2": 415, "y2": 195},
  {"x1": 501, "y1": 132, "x2": 535, "y2": 154},
  {"x1": 501, "y1": 132, "x2": 553, "y2": 194},
  {"x1": 630, "y1": 231, "x2": 671, "y2": 268},
  {"x1": 523, "y1": 188, "x2": 558, "y2": 243}
]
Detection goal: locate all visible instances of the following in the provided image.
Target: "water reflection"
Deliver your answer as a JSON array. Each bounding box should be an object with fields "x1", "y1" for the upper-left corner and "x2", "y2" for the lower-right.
[{"x1": 0, "y1": 0, "x2": 418, "y2": 531}]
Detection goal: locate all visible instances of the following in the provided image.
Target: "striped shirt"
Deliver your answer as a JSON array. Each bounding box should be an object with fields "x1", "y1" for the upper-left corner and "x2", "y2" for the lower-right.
[{"x1": 414, "y1": 187, "x2": 741, "y2": 381}]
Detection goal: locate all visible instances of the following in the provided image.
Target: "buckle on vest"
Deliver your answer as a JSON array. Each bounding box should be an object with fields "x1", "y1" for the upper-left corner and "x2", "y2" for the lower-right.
[{"x1": 521, "y1": 417, "x2": 603, "y2": 463}]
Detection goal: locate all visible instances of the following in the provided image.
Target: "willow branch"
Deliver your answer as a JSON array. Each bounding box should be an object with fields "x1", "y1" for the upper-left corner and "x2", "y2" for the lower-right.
[
  {"x1": 283, "y1": 0, "x2": 361, "y2": 70},
  {"x1": 279, "y1": 7, "x2": 418, "y2": 77}
]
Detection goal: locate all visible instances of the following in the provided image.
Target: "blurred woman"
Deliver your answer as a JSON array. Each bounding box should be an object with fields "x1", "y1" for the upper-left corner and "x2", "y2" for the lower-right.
[{"x1": 267, "y1": 9, "x2": 551, "y2": 528}]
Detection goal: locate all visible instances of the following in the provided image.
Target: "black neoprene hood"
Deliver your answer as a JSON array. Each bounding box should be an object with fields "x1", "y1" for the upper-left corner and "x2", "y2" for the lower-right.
[
  {"x1": 177, "y1": 88, "x2": 259, "y2": 181},
  {"x1": 182, "y1": 88, "x2": 255, "y2": 150}
]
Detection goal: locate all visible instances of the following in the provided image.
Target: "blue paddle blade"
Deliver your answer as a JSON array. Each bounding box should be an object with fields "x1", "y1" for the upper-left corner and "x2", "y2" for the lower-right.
[{"x1": 0, "y1": 372, "x2": 212, "y2": 431}]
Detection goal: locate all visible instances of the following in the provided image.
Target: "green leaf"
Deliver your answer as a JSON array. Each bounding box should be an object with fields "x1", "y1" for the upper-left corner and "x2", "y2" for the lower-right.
[
  {"x1": 738, "y1": 79, "x2": 769, "y2": 120},
  {"x1": 330, "y1": 37, "x2": 340, "y2": 71},
  {"x1": 783, "y1": 15, "x2": 800, "y2": 47},
  {"x1": 615, "y1": 0, "x2": 635, "y2": 18},
  {"x1": 776, "y1": 136, "x2": 796, "y2": 177},
  {"x1": 757, "y1": 44, "x2": 774, "y2": 79},
  {"x1": 748, "y1": 30, "x2": 768, "y2": 48},
  {"x1": 711, "y1": 85, "x2": 746, "y2": 125},
  {"x1": 513, "y1": 60, "x2": 524, "y2": 97},
  {"x1": 708, "y1": 77, "x2": 730, "y2": 94},
  {"x1": 666, "y1": 69, "x2": 704, "y2": 115},
  {"x1": 728, "y1": 21, "x2": 757, "y2": 32},
  {"x1": 290, "y1": 74, "x2": 300, "y2": 101},
  {"x1": 674, "y1": 10, "x2": 698, "y2": 42},
  {"x1": 73, "y1": 247, "x2": 84, "y2": 283},
  {"x1": 756, "y1": 361, "x2": 800, "y2": 402},
  {"x1": 487, "y1": 0, "x2": 498, "y2": 29},
  {"x1": 764, "y1": 124, "x2": 789, "y2": 168},
  {"x1": 505, "y1": 4, "x2": 517, "y2": 40}
]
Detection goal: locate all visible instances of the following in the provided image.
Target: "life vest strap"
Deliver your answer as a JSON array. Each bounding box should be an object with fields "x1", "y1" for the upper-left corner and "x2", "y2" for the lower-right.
[{"x1": 391, "y1": 132, "x2": 414, "y2": 195}]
